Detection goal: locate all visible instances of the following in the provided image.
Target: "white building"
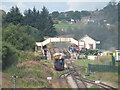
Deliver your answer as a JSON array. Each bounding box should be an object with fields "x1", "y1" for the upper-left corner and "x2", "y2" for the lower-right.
[{"x1": 78, "y1": 35, "x2": 100, "y2": 50}]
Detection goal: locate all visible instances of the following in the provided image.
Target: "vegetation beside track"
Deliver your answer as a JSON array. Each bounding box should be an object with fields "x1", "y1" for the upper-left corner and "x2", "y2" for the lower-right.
[
  {"x1": 90, "y1": 85, "x2": 100, "y2": 88},
  {"x1": 19, "y1": 51, "x2": 42, "y2": 63},
  {"x1": 55, "y1": 70, "x2": 69, "y2": 77}
]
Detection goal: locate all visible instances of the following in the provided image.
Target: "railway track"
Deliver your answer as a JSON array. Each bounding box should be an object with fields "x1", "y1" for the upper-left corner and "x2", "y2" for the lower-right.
[
  {"x1": 65, "y1": 59, "x2": 88, "y2": 89},
  {"x1": 64, "y1": 59, "x2": 117, "y2": 89},
  {"x1": 49, "y1": 48, "x2": 117, "y2": 89},
  {"x1": 63, "y1": 49, "x2": 117, "y2": 89},
  {"x1": 76, "y1": 78, "x2": 117, "y2": 89}
]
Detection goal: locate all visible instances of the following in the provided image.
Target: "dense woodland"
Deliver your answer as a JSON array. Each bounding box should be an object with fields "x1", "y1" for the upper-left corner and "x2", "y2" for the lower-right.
[{"x1": 1, "y1": 1, "x2": 119, "y2": 70}]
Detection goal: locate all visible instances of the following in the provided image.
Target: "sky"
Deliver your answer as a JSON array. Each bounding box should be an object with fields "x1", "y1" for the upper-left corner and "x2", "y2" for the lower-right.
[{"x1": 1, "y1": 0, "x2": 119, "y2": 13}]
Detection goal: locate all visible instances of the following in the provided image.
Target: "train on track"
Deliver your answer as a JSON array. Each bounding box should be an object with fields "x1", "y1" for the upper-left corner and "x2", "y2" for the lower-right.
[{"x1": 53, "y1": 53, "x2": 65, "y2": 71}]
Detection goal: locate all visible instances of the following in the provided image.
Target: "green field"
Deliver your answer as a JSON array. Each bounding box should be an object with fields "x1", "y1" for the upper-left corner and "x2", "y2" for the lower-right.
[
  {"x1": 75, "y1": 59, "x2": 94, "y2": 67},
  {"x1": 54, "y1": 23, "x2": 86, "y2": 31}
]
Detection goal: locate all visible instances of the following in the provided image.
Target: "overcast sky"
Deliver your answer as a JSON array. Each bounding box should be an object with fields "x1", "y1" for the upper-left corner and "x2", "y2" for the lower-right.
[{"x1": 1, "y1": 0, "x2": 119, "y2": 13}]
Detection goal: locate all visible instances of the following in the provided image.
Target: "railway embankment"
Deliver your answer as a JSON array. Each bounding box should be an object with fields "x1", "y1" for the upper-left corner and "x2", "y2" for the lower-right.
[{"x1": 2, "y1": 51, "x2": 54, "y2": 88}]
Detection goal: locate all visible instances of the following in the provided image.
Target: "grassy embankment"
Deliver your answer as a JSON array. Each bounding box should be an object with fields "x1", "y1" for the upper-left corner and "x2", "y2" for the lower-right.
[
  {"x1": 74, "y1": 56, "x2": 119, "y2": 88},
  {"x1": 2, "y1": 51, "x2": 54, "y2": 88}
]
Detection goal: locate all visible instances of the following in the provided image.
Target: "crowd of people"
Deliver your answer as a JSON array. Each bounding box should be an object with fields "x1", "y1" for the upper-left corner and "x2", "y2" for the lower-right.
[
  {"x1": 68, "y1": 45, "x2": 79, "y2": 53},
  {"x1": 68, "y1": 45, "x2": 80, "y2": 59}
]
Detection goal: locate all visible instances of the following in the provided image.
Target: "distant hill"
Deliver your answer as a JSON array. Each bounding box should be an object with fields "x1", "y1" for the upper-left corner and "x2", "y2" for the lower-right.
[{"x1": 51, "y1": 2, "x2": 118, "y2": 25}]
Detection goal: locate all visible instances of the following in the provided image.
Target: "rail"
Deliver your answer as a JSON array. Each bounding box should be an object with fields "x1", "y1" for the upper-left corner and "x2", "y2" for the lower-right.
[
  {"x1": 48, "y1": 48, "x2": 117, "y2": 89},
  {"x1": 66, "y1": 59, "x2": 88, "y2": 89}
]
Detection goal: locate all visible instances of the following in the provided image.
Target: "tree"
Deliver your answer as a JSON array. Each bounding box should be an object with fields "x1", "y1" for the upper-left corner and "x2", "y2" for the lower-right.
[
  {"x1": 81, "y1": 11, "x2": 91, "y2": 17},
  {"x1": 64, "y1": 11, "x2": 81, "y2": 21},
  {"x1": 66, "y1": 11, "x2": 74, "y2": 20},
  {"x1": 23, "y1": 7, "x2": 40, "y2": 28},
  {"x1": 4, "y1": 6, "x2": 23, "y2": 25},
  {"x1": 2, "y1": 41, "x2": 19, "y2": 70},
  {"x1": 2, "y1": 23, "x2": 35, "y2": 50},
  {"x1": 52, "y1": 11, "x2": 59, "y2": 19},
  {"x1": 101, "y1": 1, "x2": 118, "y2": 24},
  {"x1": 44, "y1": 16, "x2": 57, "y2": 36},
  {"x1": 18, "y1": 25, "x2": 44, "y2": 42},
  {"x1": 23, "y1": 9, "x2": 33, "y2": 26},
  {"x1": 23, "y1": 6, "x2": 57, "y2": 37},
  {"x1": 73, "y1": 11, "x2": 81, "y2": 20},
  {"x1": 40, "y1": 6, "x2": 57, "y2": 36}
]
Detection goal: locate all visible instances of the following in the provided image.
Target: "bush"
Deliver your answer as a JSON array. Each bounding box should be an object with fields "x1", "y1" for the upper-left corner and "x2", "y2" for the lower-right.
[
  {"x1": 2, "y1": 42, "x2": 19, "y2": 70},
  {"x1": 19, "y1": 51, "x2": 43, "y2": 63}
]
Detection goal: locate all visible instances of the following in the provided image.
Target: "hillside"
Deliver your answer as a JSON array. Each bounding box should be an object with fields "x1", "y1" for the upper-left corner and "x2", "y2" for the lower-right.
[{"x1": 53, "y1": 2, "x2": 118, "y2": 50}]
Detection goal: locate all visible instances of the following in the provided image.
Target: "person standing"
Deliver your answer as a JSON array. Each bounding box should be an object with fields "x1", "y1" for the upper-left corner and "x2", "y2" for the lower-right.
[{"x1": 44, "y1": 49, "x2": 48, "y2": 60}]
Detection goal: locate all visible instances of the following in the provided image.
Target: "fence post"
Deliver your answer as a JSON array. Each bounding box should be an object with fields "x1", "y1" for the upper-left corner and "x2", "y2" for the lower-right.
[
  {"x1": 88, "y1": 63, "x2": 90, "y2": 73},
  {"x1": 112, "y1": 55, "x2": 115, "y2": 66}
]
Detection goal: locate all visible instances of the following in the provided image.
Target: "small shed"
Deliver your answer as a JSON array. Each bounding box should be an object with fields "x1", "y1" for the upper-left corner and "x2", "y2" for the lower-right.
[
  {"x1": 116, "y1": 50, "x2": 120, "y2": 61},
  {"x1": 78, "y1": 35, "x2": 100, "y2": 50}
]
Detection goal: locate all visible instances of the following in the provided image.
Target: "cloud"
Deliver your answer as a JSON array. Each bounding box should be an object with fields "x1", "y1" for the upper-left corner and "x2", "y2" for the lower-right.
[
  {"x1": 0, "y1": 4, "x2": 11, "y2": 12},
  {"x1": 1, "y1": 0, "x2": 119, "y2": 2},
  {"x1": 16, "y1": 2, "x2": 25, "y2": 8},
  {"x1": 15, "y1": 2, "x2": 27, "y2": 13},
  {"x1": 1, "y1": 0, "x2": 119, "y2": 13},
  {"x1": 66, "y1": 0, "x2": 119, "y2": 11},
  {"x1": 1, "y1": 2, "x2": 27, "y2": 14},
  {"x1": 67, "y1": 0, "x2": 80, "y2": 11}
]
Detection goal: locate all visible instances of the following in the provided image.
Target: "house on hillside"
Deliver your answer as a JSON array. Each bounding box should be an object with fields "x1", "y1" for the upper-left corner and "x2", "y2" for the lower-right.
[
  {"x1": 78, "y1": 35, "x2": 100, "y2": 50},
  {"x1": 81, "y1": 16, "x2": 95, "y2": 24},
  {"x1": 69, "y1": 18, "x2": 75, "y2": 24},
  {"x1": 80, "y1": 16, "x2": 91, "y2": 24}
]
